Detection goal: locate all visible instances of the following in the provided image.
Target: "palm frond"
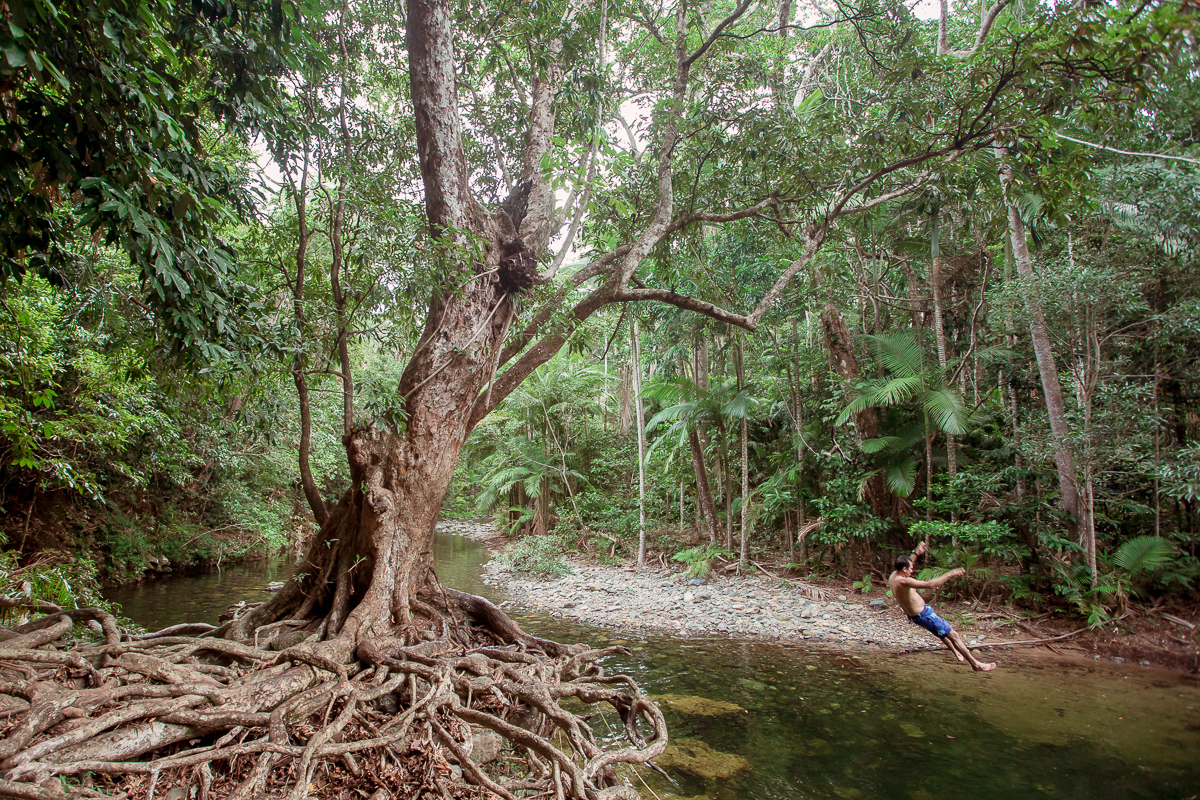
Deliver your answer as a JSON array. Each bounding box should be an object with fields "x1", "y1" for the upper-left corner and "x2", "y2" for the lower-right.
[
  {"x1": 645, "y1": 401, "x2": 696, "y2": 433},
  {"x1": 720, "y1": 390, "x2": 752, "y2": 420},
  {"x1": 861, "y1": 436, "x2": 904, "y2": 454},
  {"x1": 1114, "y1": 536, "x2": 1176, "y2": 577},
  {"x1": 885, "y1": 457, "x2": 918, "y2": 497},
  {"x1": 924, "y1": 387, "x2": 968, "y2": 435},
  {"x1": 864, "y1": 375, "x2": 923, "y2": 407},
  {"x1": 869, "y1": 332, "x2": 926, "y2": 378}
]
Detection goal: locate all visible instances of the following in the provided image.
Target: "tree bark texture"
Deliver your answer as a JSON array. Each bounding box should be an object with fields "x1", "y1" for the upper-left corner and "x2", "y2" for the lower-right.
[
  {"x1": 632, "y1": 318, "x2": 647, "y2": 567},
  {"x1": 737, "y1": 337, "x2": 749, "y2": 570}
]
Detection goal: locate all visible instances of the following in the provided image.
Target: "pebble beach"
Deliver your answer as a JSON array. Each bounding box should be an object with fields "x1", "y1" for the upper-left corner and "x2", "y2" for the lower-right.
[{"x1": 438, "y1": 520, "x2": 995, "y2": 652}]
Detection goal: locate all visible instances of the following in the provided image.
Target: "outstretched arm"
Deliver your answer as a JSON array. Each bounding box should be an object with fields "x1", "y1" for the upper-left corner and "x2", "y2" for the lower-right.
[{"x1": 896, "y1": 567, "x2": 965, "y2": 590}]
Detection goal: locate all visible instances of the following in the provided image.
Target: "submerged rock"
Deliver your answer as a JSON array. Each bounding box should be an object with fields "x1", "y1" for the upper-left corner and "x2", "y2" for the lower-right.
[
  {"x1": 651, "y1": 694, "x2": 746, "y2": 716},
  {"x1": 655, "y1": 738, "x2": 751, "y2": 780}
]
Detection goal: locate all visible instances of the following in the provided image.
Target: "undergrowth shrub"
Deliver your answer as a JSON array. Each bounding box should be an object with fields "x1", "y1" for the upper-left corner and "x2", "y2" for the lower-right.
[
  {"x1": 0, "y1": 531, "x2": 132, "y2": 634},
  {"x1": 498, "y1": 534, "x2": 572, "y2": 579}
]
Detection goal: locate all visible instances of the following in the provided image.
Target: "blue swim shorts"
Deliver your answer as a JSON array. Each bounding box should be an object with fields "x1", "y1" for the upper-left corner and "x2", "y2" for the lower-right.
[{"x1": 908, "y1": 606, "x2": 953, "y2": 639}]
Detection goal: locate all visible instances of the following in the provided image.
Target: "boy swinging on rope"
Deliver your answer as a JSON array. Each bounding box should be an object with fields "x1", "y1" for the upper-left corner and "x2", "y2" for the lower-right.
[{"x1": 888, "y1": 541, "x2": 996, "y2": 671}]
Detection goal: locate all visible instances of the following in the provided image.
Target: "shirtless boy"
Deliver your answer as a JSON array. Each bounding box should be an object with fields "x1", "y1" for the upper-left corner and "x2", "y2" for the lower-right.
[{"x1": 888, "y1": 541, "x2": 996, "y2": 671}]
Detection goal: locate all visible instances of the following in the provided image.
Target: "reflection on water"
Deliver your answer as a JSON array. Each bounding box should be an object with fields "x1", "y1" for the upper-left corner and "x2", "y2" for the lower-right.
[
  {"x1": 105, "y1": 532, "x2": 1200, "y2": 800},
  {"x1": 104, "y1": 555, "x2": 297, "y2": 631}
]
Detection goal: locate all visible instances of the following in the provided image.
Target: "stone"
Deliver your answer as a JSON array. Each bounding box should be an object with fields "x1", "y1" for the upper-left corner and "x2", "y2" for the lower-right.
[
  {"x1": 684, "y1": 591, "x2": 694, "y2": 603},
  {"x1": 651, "y1": 694, "x2": 746, "y2": 716},
  {"x1": 688, "y1": 578, "x2": 707, "y2": 586},
  {"x1": 869, "y1": 600, "x2": 887, "y2": 610},
  {"x1": 655, "y1": 737, "x2": 751, "y2": 780},
  {"x1": 470, "y1": 730, "x2": 504, "y2": 764},
  {"x1": 1140, "y1": 660, "x2": 1151, "y2": 667},
  {"x1": 1113, "y1": 657, "x2": 1124, "y2": 664},
  {"x1": 838, "y1": 595, "x2": 847, "y2": 602},
  {"x1": 563, "y1": 601, "x2": 576, "y2": 608}
]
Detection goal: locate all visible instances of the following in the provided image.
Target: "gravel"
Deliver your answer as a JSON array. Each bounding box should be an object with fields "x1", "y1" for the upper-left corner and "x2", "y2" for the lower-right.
[
  {"x1": 437, "y1": 519, "x2": 954, "y2": 651},
  {"x1": 483, "y1": 560, "x2": 940, "y2": 650}
]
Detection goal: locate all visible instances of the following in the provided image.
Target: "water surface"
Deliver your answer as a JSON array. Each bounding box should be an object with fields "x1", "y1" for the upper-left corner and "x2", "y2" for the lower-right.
[{"x1": 105, "y1": 533, "x2": 1200, "y2": 800}]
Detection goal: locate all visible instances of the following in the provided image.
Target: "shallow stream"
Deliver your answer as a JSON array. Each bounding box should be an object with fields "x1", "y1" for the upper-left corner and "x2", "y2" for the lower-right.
[{"x1": 106, "y1": 532, "x2": 1200, "y2": 800}]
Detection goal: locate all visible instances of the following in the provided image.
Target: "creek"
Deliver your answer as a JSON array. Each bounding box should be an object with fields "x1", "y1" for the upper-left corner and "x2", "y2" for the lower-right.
[{"x1": 105, "y1": 531, "x2": 1200, "y2": 800}]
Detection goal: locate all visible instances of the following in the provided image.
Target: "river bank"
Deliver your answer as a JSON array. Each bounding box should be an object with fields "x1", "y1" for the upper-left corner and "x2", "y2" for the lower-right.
[{"x1": 439, "y1": 519, "x2": 1200, "y2": 674}]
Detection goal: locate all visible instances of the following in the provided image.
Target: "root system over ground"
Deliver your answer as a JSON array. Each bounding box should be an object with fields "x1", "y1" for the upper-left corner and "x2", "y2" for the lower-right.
[{"x1": 0, "y1": 589, "x2": 665, "y2": 800}]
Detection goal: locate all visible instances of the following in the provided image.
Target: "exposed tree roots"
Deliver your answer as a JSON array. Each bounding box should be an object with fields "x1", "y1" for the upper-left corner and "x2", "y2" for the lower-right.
[{"x1": 0, "y1": 592, "x2": 665, "y2": 800}]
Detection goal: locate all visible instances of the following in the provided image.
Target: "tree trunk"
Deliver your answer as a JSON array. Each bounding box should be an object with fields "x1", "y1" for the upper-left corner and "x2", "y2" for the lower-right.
[
  {"x1": 633, "y1": 318, "x2": 648, "y2": 567},
  {"x1": 286, "y1": 146, "x2": 329, "y2": 527},
  {"x1": 736, "y1": 336, "x2": 749, "y2": 570},
  {"x1": 233, "y1": 0, "x2": 540, "y2": 641},
  {"x1": 997, "y1": 146, "x2": 1081, "y2": 542},
  {"x1": 929, "y1": 211, "x2": 958, "y2": 487},
  {"x1": 689, "y1": 429, "x2": 719, "y2": 543}
]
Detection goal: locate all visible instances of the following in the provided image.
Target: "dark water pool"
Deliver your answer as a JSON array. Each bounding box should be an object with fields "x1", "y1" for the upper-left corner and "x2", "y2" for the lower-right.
[{"x1": 105, "y1": 532, "x2": 1200, "y2": 800}]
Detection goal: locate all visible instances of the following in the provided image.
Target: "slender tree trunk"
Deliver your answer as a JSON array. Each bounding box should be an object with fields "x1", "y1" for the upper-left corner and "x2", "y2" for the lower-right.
[
  {"x1": 286, "y1": 147, "x2": 328, "y2": 527},
  {"x1": 689, "y1": 430, "x2": 719, "y2": 543},
  {"x1": 930, "y1": 211, "x2": 958, "y2": 489},
  {"x1": 736, "y1": 337, "x2": 749, "y2": 571},
  {"x1": 722, "y1": 445, "x2": 733, "y2": 550},
  {"x1": 997, "y1": 146, "x2": 1081, "y2": 543},
  {"x1": 333, "y1": 25, "x2": 356, "y2": 436},
  {"x1": 633, "y1": 318, "x2": 647, "y2": 567},
  {"x1": 925, "y1": 413, "x2": 934, "y2": 522},
  {"x1": 685, "y1": 344, "x2": 719, "y2": 542},
  {"x1": 679, "y1": 480, "x2": 685, "y2": 533}
]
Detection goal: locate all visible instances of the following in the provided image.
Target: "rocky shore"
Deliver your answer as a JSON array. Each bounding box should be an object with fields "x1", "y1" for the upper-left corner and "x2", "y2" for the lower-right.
[
  {"x1": 436, "y1": 520, "x2": 982, "y2": 652},
  {"x1": 484, "y1": 560, "x2": 980, "y2": 651}
]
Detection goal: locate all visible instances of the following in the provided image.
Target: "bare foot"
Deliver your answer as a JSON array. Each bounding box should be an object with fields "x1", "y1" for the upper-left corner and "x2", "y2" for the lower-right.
[
  {"x1": 973, "y1": 662, "x2": 997, "y2": 672},
  {"x1": 952, "y1": 649, "x2": 965, "y2": 662}
]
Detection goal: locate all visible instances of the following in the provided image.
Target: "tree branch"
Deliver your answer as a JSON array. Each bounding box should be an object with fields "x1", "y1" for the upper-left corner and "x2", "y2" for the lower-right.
[{"x1": 1053, "y1": 132, "x2": 1200, "y2": 164}]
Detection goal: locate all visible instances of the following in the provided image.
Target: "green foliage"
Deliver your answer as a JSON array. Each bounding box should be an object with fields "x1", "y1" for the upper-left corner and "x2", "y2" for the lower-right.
[
  {"x1": 1160, "y1": 442, "x2": 1200, "y2": 503},
  {"x1": 498, "y1": 535, "x2": 573, "y2": 579},
  {"x1": 1113, "y1": 535, "x2": 1177, "y2": 578},
  {"x1": 671, "y1": 545, "x2": 732, "y2": 579},
  {"x1": 851, "y1": 573, "x2": 874, "y2": 594},
  {"x1": 810, "y1": 472, "x2": 888, "y2": 547},
  {"x1": 908, "y1": 520, "x2": 1012, "y2": 545},
  {"x1": 0, "y1": 544, "x2": 119, "y2": 623},
  {"x1": 1052, "y1": 562, "x2": 1118, "y2": 628},
  {"x1": 0, "y1": 273, "x2": 160, "y2": 499},
  {"x1": 0, "y1": 0, "x2": 309, "y2": 354}
]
